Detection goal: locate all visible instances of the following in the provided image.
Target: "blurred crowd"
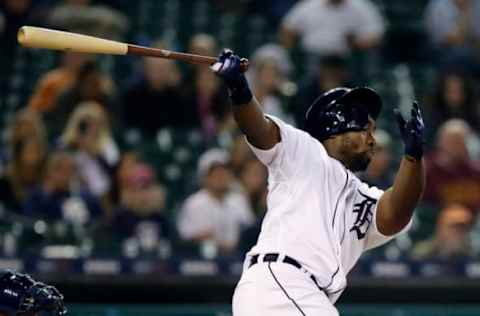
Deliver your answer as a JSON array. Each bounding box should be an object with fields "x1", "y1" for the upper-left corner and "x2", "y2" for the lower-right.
[{"x1": 1, "y1": 0, "x2": 480, "y2": 263}]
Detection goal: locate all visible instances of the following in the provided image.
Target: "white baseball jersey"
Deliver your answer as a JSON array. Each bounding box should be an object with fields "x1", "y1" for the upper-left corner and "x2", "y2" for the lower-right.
[{"x1": 244, "y1": 115, "x2": 411, "y2": 303}]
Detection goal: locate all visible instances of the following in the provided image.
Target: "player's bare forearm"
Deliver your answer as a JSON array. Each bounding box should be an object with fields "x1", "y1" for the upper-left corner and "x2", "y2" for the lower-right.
[
  {"x1": 232, "y1": 96, "x2": 280, "y2": 149},
  {"x1": 378, "y1": 157, "x2": 425, "y2": 235},
  {"x1": 211, "y1": 49, "x2": 280, "y2": 149},
  {"x1": 377, "y1": 102, "x2": 426, "y2": 235}
]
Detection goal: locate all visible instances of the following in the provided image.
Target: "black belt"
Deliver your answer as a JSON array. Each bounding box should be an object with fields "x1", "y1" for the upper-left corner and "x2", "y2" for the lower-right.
[{"x1": 249, "y1": 253, "x2": 324, "y2": 291}]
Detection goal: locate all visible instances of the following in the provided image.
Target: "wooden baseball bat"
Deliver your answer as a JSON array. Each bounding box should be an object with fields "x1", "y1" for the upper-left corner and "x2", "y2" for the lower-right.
[{"x1": 17, "y1": 26, "x2": 249, "y2": 71}]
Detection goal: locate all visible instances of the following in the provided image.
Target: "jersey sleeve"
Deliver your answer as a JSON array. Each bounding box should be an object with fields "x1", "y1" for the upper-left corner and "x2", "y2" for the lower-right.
[
  {"x1": 360, "y1": 183, "x2": 412, "y2": 251},
  {"x1": 245, "y1": 114, "x2": 326, "y2": 181}
]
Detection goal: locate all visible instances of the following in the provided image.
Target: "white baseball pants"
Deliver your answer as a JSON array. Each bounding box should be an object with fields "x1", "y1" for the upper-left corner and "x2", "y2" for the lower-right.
[{"x1": 232, "y1": 260, "x2": 339, "y2": 316}]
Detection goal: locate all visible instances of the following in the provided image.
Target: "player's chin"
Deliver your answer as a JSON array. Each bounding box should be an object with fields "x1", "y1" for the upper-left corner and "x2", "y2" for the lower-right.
[{"x1": 350, "y1": 154, "x2": 371, "y2": 172}]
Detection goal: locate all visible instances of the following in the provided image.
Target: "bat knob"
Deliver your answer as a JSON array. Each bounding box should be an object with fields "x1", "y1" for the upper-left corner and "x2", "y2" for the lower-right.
[
  {"x1": 17, "y1": 27, "x2": 26, "y2": 44},
  {"x1": 239, "y1": 58, "x2": 249, "y2": 73}
]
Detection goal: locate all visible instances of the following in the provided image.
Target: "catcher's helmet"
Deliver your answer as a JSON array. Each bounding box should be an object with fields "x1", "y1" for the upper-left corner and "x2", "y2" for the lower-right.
[
  {"x1": 305, "y1": 87, "x2": 382, "y2": 141},
  {"x1": 0, "y1": 270, "x2": 67, "y2": 316}
]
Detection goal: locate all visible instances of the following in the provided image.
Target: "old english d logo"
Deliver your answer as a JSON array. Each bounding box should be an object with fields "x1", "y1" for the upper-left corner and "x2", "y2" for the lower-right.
[{"x1": 350, "y1": 191, "x2": 377, "y2": 240}]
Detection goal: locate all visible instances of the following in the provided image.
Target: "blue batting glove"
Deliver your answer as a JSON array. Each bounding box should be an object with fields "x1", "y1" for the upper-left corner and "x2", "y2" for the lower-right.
[
  {"x1": 211, "y1": 49, "x2": 252, "y2": 105},
  {"x1": 394, "y1": 102, "x2": 425, "y2": 160}
]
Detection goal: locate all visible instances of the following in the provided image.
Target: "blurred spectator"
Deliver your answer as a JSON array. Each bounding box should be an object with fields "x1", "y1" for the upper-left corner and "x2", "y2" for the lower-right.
[
  {"x1": 48, "y1": 0, "x2": 129, "y2": 40},
  {"x1": 236, "y1": 159, "x2": 268, "y2": 254},
  {"x1": 112, "y1": 161, "x2": 170, "y2": 257},
  {"x1": 238, "y1": 158, "x2": 267, "y2": 215},
  {"x1": 280, "y1": 0, "x2": 385, "y2": 57},
  {"x1": 123, "y1": 40, "x2": 194, "y2": 138},
  {"x1": 247, "y1": 45, "x2": 295, "y2": 124},
  {"x1": 229, "y1": 135, "x2": 256, "y2": 176},
  {"x1": 23, "y1": 150, "x2": 102, "y2": 224},
  {"x1": 411, "y1": 204, "x2": 475, "y2": 260},
  {"x1": 426, "y1": 70, "x2": 480, "y2": 134},
  {"x1": 46, "y1": 60, "x2": 117, "y2": 138},
  {"x1": 189, "y1": 33, "x2": 218, "y2": 61},
  {"x1": 111, "y1": 151, "x2": 140, "y2": 205},
  {"x1": 60, "y1": 101, "x2": 119, "y2": 206},
  {"x1": 177, "y1": 149, "x2": 254, "y2": 256},
  {"x1": 187, "y1": 34, "x2": 218, "y2": 80},
  {"x1": 186, "y1": 34, "x2": 231, "y2": 140},
  {"x1": 424, "y1": 0, "x2": 480, "y2": 71},
  {"x1": 188, "y1": 64, "x2": 230, "y2": 140},
  {"x1": 423, "y1": 119, "x2": 480, "y2": 211},
  {"x1": 28, "y1": 52, "x2": 92, "y2": 113},
  {"x1": 5, "y1": 109, "x2": 47, "y2": 155},
  {"x1": 251, "y1": 43, "x2": 294, "y2": 79},
  {"x1": 359, "y1": 129, "x2": 394, "y2": 190},
  {"x1": 291, "y1": 55, "x2": 351, "y2": 128},
  {"x1": 0, "y1": 110, "x2": 47, "y2": 212}
]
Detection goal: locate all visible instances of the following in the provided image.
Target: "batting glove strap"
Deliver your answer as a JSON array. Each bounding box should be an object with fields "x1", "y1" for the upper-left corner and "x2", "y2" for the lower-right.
[
  {"x1": 228, "y1": 75, "x2": 253, "y2": 105},
  {"x1": 394, "y1": 102, "x2": 425, "y2": 161}
]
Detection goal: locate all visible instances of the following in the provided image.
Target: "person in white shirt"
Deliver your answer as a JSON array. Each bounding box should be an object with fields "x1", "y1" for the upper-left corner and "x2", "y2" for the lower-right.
[
  {"x1": 424, "y1": 0, "x2": 480, "y2": 69},
  {"x1": 177, "y1": 148, "x2": 254, "y2": 255},
  {"x1": 280, "y1": 0, "x2": 385, "y2": 57},
  {"x1": 211, "y1": 50, "x2": 425, "y2": 315},
  {"x1": 247, "y1": 47, "x2": 295, "y2": 125}
]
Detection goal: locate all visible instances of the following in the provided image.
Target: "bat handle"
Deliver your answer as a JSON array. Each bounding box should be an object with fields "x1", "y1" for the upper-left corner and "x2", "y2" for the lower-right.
[
  {"x1": 189, "y1": 54, "x2": 249, "y2": 72},
  {"x1": 129, "y1": 45, "x2": 250, "y2": 72},
  {"x1": 174, "y1": 52, "x2": 249, "y2": 72}
]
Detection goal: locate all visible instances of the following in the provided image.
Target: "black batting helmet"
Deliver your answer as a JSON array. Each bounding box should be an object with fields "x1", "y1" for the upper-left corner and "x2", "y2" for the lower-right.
[
  {"x1": 305, "y1": 87, "x2": 382, "y2": 141},
  {"x1": 0, "y1": 270, "x2": 67, "y2": 316}
]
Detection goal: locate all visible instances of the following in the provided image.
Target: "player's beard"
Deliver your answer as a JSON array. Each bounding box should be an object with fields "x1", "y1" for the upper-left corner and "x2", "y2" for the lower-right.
[
  {"x1": 339, "y1": 136, "x2": 372, "y2": 172},
  {"x1": 349, "y1": 152, "x2": 371, "y2": 172}
]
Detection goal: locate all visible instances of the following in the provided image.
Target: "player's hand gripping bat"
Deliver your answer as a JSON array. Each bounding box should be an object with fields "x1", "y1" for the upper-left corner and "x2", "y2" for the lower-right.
[{"x1": 17, "y1": 26, "x2": 249, "y2": 72}]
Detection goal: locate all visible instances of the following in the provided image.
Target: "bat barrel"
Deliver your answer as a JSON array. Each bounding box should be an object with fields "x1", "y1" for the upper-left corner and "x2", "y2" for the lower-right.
[{"x1": 17, "y1": 26, "x2": 128, "y2": 55}]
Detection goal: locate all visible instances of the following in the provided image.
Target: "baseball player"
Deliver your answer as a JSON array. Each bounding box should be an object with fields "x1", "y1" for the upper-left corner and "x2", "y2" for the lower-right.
[
  {"x1": 0, "y1": 270, "x2": 67, "y2": 316},
  {"x1": 211, "y1": 50, "x2": 425, "y2": 316}
]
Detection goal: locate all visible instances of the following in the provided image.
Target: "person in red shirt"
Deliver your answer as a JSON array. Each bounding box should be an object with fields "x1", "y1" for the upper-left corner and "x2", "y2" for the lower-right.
[{"x1": 423, "y1": 118, "x2": 480, "y2": 212}]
